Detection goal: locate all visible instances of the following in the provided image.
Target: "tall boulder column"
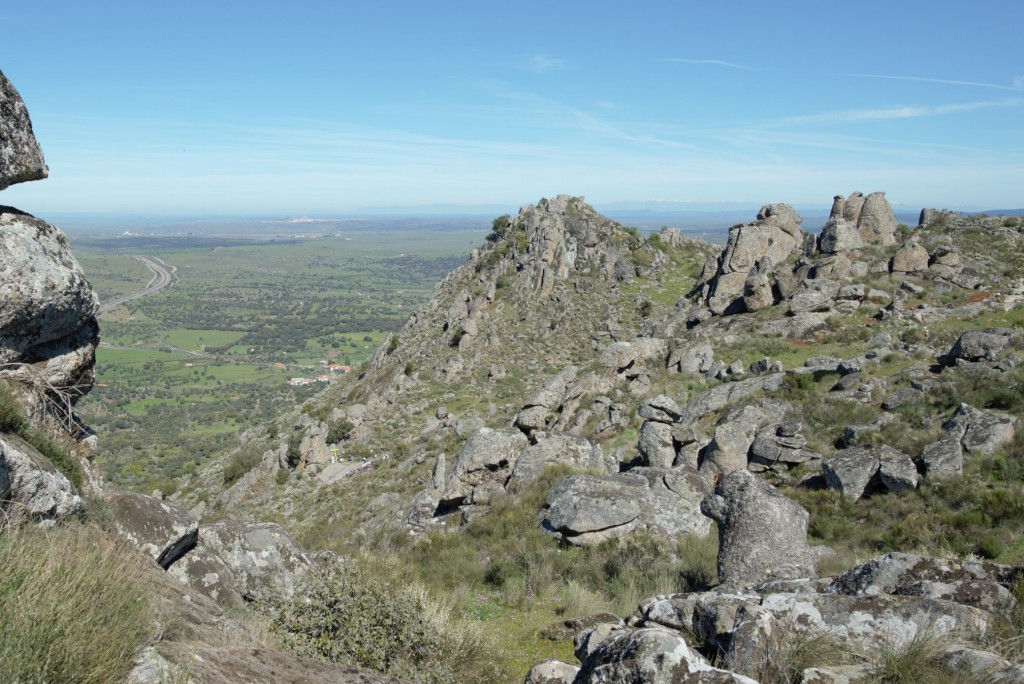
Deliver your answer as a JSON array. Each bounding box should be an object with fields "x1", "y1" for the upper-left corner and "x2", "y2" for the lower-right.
[
  {"x1": 0, "y1": 69, "x2": 47, "y2": 190},
  {"x1": 700, "y1": 469, "x2": 816, "y2": 589},
  {"x1": 0, "y1": 70, "x2": 99, "y2": 439}
]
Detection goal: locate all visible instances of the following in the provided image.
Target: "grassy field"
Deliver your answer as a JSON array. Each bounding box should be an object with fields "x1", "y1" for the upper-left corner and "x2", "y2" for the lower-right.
[{"x1": 73, "y1": 220, "x2": 481, "y2": 492}]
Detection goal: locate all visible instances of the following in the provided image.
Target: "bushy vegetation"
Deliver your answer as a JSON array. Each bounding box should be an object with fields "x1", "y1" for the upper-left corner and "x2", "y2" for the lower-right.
[
  {"x1": 259, "y1": 557, "x2": 502, "y2": 684},
  {"x1": 0, "y1": 524, "x2": 155, "y2": 684}
]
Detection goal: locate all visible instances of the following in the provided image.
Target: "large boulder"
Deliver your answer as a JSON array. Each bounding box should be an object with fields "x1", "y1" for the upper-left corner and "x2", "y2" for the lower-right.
[
  {"x1": 943, "y1": 403, "x2": 1018, "y2": 455},
  {"x1": 696, "y1": 204, "x2": 804, "y2": 315},
  {"x1": 107, "y1": 491, "x2": 199, "y2": 569},
  {"x1": 890, "y1": 238, "x2": 929, "y2": 273},
  {"x1": 440, "y1": 427, "x2": 529, "y2": 505},
  {"x1": 540, "y1": 468, "x2": 711, "y2": 546},
  {"x1": 727, "y1": 592, "x2": 992, "y2": 672},
  {"x1": 0, "y1": 210, "x2": 100, "y2": 419},
  {"x1": 818, "y1": 218, "x2": 863, "y2": 254},
  {"x1": 821, "y1": 445, "x2": 918, "y2": 501},
  {"x1": 940, "y1": 328, "x2": 1012, "y2": 365},
  {"x1": 506, "y1": 432, "x2": 605, "y2": 491},
  {"x1": 0, "y1": 69, "x2": 47, "y2": 191},
  {"x1": 0, "y1": 433, "x2": 82, "y2": 523},
  {"x1": 701, "y1": 470, "x2": 816, "y2": 589}
]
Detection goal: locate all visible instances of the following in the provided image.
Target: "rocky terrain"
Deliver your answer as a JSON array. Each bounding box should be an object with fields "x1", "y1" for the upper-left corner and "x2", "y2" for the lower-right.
[{"x1": 4, "y1": 62, "x2": 1024, "y2": 684}]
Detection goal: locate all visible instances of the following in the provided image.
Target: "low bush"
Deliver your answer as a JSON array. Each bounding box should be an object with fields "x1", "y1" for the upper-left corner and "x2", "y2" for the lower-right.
[{"x1": 260, "y1": 557, "x2": 501, "y2": 684}]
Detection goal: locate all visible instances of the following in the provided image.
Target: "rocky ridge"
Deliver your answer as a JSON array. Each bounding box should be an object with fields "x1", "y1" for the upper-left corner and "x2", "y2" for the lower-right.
[{"x1": 165, "y1": 182, "x2": 1024, "y2": 681}]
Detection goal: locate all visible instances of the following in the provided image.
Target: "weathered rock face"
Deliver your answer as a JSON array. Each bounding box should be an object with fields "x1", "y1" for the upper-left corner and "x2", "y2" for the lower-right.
[
  {"x1": 701, "y1": 469, "x2": 816, "y2": 589},
  {"x1": 107, "y1": 491, "x2": 199, "y2": 569},
  {"x1": 821, "y1": 444, "x2": 918, "y2": 501},
  {"x1": 832, "y1": 191, "x2": 898, "y2": 246},
  {"x1": 539, "y1": 468, "x2": 711, "y2": 546},
  {"x1": 183, "y1": 521, "x2": 313, "y2": 602},
  {"x1": 0, "y1": 210, "x2": 100, "y2": 427},
  {"x1": 0, "y1": 70, "x2": 47, "y2": 191},
  {"x1": 0, "y1": 433, "x2": 82, "y2": 523},
  {"x1": 693, "y1": 204, "x2": 804, "y2": 315},
  {"x1": 440, "y1": 427, "x2": 530, "y2": 506},
  {"x1": 941, "y1": 328, "x2": 1012, "y2": 365}
]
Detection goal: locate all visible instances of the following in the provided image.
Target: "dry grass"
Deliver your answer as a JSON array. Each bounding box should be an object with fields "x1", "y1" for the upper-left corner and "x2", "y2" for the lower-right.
[{"x1": 0, "y1": 523, "x2": 157, "y2": 684}]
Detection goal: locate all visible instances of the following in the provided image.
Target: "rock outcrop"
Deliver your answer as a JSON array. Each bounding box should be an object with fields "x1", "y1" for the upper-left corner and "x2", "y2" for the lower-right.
[{"x1": 0, "y1": 70, "x2": 47, "y2": 191}]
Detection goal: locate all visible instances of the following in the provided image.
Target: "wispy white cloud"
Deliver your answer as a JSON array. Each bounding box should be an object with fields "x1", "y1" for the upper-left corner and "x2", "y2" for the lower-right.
[
  {"x1": 780, "y1": 98, "x2": 1023, "y2": 124},
  {"x1": 843, "y1": 73, "x2": 1024, "y2": 92},
  {"x1": 659, "y1": 58, "x2": 750, "y2": 70},
  {"x1": 527, "y1": 54, "x2": 565, "y2": 73}
]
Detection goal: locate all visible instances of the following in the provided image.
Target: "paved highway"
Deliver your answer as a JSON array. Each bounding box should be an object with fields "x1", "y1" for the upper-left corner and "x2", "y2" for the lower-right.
[{"x1": 97, "y1": 255, "x2": 177, "y2": 314}]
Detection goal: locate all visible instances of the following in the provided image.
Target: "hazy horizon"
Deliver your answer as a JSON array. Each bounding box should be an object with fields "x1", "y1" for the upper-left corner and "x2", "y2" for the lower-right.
[{"x1": 3, "y1": 1, "x2": 1021, "y2": 214}]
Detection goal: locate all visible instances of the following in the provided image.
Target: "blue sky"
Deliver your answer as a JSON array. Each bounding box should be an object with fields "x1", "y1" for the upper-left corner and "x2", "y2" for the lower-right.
[{"x1": 2, "y1": 0, "x2": 1022, "y2": 215}]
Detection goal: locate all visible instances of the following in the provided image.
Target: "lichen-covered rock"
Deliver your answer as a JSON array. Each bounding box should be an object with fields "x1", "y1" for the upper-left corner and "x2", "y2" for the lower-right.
[
  {"x1": 890, "y1": 238, "x2": 929, "y2": 273},
  {"x1": 166, "y1": 543, "x2": 246, "y2": 608},
  {"x1": 829, "y1": 552, "x2": 1018, "y2": 597},
  {"x1": 506, "y1": 431, "x2": 605, "y2": 491},
  {"x1": 701, "y1": 469, "x2": 815, "y2": 589},
  {"x1": 193, "y1": 521, "x2": 312, "y2": 601},
  {"x1": 818, "y1": 218, "x2": 864, "y2": 254},
  {"x1": 695, "y1": 204, "x2": 804, "y2": 315},
  {"x1": 575, "y1": 626, "x2": 758, "y2": 684},
  {"x1": 821, "y1": 445, "x2": 917, "y2": 501},
  {"x1": 943, "y1": 403, "x2": 1018, "y2": 455},
  {"x1": 0, "y1": 433, "x2": 81, "y2": 523},
  {"x1": 0, "y1": 70, "x2": 47, "y2": 191},
  {"x1": 921, "y1": 438, "x2": 963, "y2": 478},
  {"x1": 107, "y1": 491, "x2": 198, "y2": 569},
  {"x1": 524, "y1": 659, "x2": 579, "y2": 684},
  {"x1": 941, "y1": 328, "x2": 1012, "y2": 364}
]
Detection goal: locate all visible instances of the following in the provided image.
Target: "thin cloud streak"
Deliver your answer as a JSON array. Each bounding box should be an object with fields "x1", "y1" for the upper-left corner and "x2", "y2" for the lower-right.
[
  {"x1": 843, "y1": 73, "x2": 1024, "y2": 92},
  {"x1": 781, "y1": 98, "x2": 1023, "y2": 124},
  {"x1": 659, "y1": 58, "x2": 750, "y2": 70},
  {"x1": 527, "y1": 54, "x2": 565, "y2": 73}
]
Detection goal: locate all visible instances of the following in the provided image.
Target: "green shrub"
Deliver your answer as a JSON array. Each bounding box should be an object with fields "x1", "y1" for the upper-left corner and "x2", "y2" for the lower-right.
[
  {"x1": 0, "y1": 524, "x2": 155, "y2": 684},
  {"x1": 260, "y1": 558, "x2": 497, "y2": 683},
  {"x1": 326, "y1": 420, "x2": 353, "y2": 444},
  {"x1": 0, "y1": 381, "x2": 29, "y2": 434},
  {"x1": 223, "y1": 443, "x2": 263, "y2": 485}
]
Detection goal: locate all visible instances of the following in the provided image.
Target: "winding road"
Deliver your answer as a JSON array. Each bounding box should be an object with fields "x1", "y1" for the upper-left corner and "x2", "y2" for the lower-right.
[{"x1": 98, "y1": 255, "x2": 177, "y2": 314}]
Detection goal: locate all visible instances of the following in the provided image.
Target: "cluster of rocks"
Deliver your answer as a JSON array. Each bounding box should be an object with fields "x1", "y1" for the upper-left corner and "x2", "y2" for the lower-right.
[
  {"x1": 528, "y1": 469, "x2": 1024, "y2": 683},
  {"x1": 686, "y1": 191, "x2": 974, "y2": 334}
]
